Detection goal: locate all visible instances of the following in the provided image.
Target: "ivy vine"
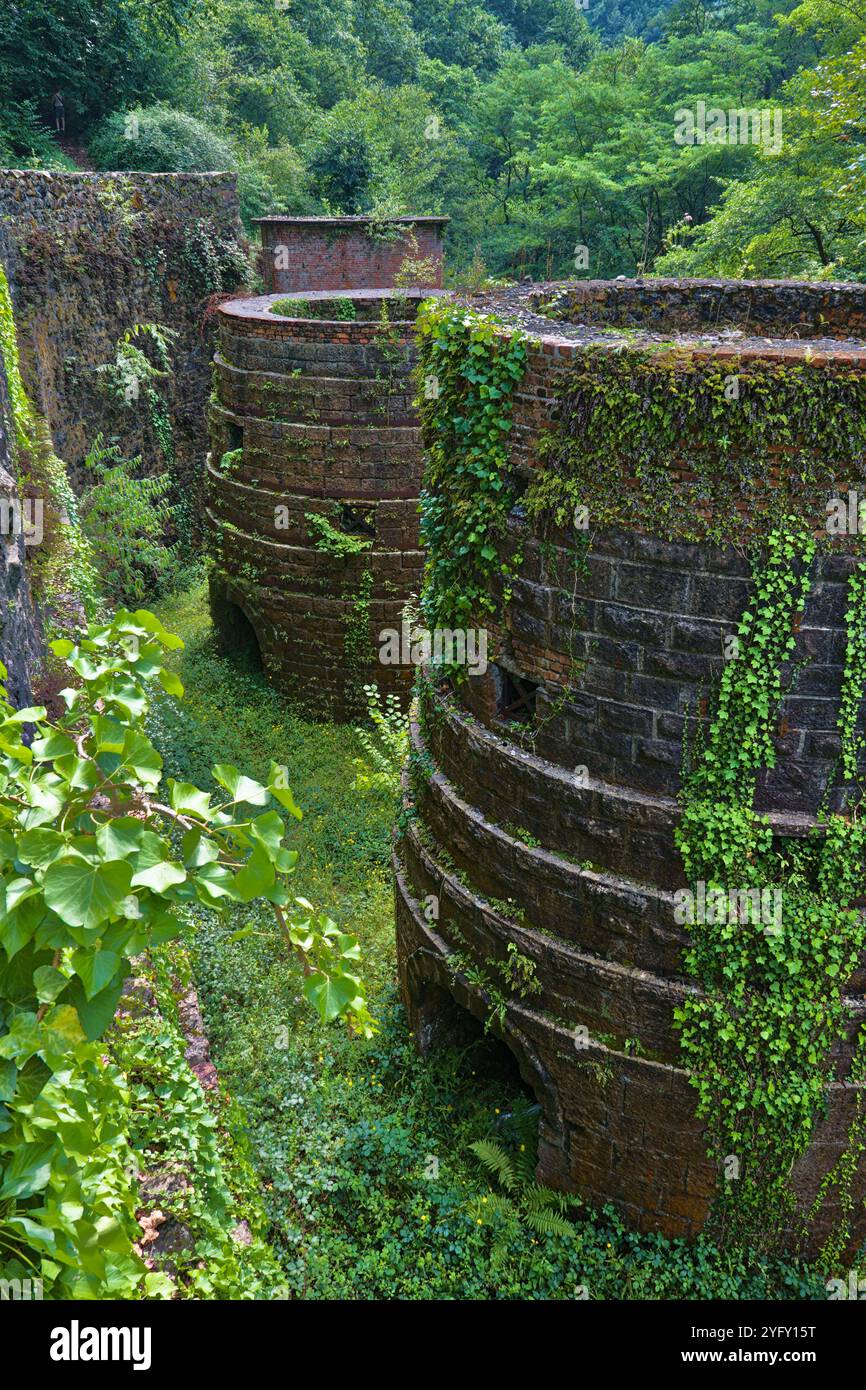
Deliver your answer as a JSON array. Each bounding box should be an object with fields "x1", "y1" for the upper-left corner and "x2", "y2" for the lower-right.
[
  {"x1": 676, "y1": 523, "x2": 866, "y2": 1252},
  {"x1": 415, "y1": 300, "x2": 530, "y2": 632}
]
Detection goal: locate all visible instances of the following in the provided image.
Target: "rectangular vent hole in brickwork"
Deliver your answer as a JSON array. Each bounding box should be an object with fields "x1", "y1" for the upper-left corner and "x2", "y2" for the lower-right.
[
  {"x1": 339, "y1": 502, "x2": 376, "y2": 539},
  {"x1": 496, "y1": 665, "x2": 540, "y2": 723}
]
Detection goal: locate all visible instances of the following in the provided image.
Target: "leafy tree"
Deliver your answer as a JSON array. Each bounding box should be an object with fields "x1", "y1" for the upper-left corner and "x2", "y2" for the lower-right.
[
  {"x1": 0, "y1": 0, "x2": 201, "y2": 130},
  {"x1": 308, "y1": 126, "x2": 376, "y2": 212},
  {"x1": 656, "y1": 41, "x2": 866, "y2": 278},
  {"x1": 0, "y1": 608, "x2": 373, "y2": 1294}
]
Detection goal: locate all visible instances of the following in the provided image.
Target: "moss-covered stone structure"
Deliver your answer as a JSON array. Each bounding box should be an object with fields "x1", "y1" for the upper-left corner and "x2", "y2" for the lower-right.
[
  {"x1": 0, "y1": 171, "x2": 246, "y2": 499},
  {"x1": 395, "y1": 278, "x2": 866, "y2": 1259}
]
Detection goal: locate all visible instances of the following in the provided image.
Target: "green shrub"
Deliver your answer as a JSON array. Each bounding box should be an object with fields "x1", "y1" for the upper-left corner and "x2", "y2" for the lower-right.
[
  {"x1": 79, "y1": 435, "x2": 179, "y2": 605},
  {"x1": 89, "y1": 106, "x2": 235, "y2": 174},
  {"x1": 0, "y1": 102, "x2": 74, "y2": 169},
  {"x1": 271, "y1": 297, "x2": 357, "y2": 321}
]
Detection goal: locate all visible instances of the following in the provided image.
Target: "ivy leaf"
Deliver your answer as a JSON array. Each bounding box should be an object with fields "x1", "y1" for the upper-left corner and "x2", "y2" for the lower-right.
[
  {"x1": 118, "y1": 730, "x2": 163, "y2": 789},
  {"x1": 0, "y1": 1057, "x2": 16, "y2": 1101},
  {"x1": 16, "y1": 828, "x2": 68, "y2": 868},
  {"x1": 248, "y1": 810, "x2": 286, "y2": 858},
  {"x1": 130, "y1": 859, "x2": 187, "y2": 894},
  {"x1": 32, "y1": 965, "x2": 67, "y2": 1004},
  {"x1": 129, "y1": 609, "x2": 184, "y2": 650},
  {"x1": 71, "y1": 948, "x2": 121, "y2": 1000},
  {"x1": 43, "y1": 858, "x2": 133, "y2": 931},
  {"x1": 30, "y1": 729, "x2": 76, "y2": 762},
  {"x1": 268, "y1": 763, "x2": 303, "y2": 820},
  {"x1": 232, "y1": 846, "x2": 275, "y2": 902},
  {"x1": 0, "y1": 1139, "x2": 55, "y2": 1198},
  {"x1": 181, "y1": 828, "x2": 219, "y2": 868},
  {"x1": 64, "y1": 975, "x2": 126, "y2": 1041},
  {"x1": 158, "y1": 668, "x2": 184, "y2": 697},
  {"x1": 95, "y1": 818, "x2": 147, "y2": 860},
  {"x1": 169, "y1": 781, "x2": 211, "y2": 819}
]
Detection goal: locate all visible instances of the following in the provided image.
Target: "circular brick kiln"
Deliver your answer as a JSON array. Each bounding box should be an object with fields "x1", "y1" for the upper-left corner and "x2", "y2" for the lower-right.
[
  {"x1": 206, "y1": 285, "x2": 446, "y2": 718},
  {"x1": 395, "y1": 278, "x2": 866, "y2": 1256}
]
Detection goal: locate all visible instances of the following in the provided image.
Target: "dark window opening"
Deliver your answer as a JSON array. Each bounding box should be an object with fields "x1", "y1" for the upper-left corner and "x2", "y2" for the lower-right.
[
  {"x1": 339, "y1": 502, "x2": 376, "y2": 539},
  {"x1": 497, "y1": 666, "x2": 540, "y2": 723},
  {"x1": 226, "y1": 419, "x2": 244, "y2": 452}
]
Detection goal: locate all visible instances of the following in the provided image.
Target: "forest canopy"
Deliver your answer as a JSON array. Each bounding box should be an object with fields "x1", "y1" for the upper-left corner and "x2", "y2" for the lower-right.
[{"x1": 0, "y1": 0, "x2": 864, "y2": 279}]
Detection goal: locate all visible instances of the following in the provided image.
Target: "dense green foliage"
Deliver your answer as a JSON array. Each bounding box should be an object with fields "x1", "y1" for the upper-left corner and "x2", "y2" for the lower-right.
[
  {"x1": 148, "y1": 581, "x2": 828, "y2": 1299},
  {"x1": 676, "y1": 526, "x2": 866, "y2": 1256},
  {"x1": 416, "y1": 299, "x2": 529, "y2": 632},
  {"x1": 79, "y1": 437, "x2": 179, "y2": 606},
  {"x1": 0, "y1": 605, "x2": 372, "y2": 1294},
  {"x1": 89, "y1": 107, "x2": 235, "y2": 175},
  {"x1": 2, "y1": 0, "x2": 864, "y2": 277},
  {"x1": 527, "y1": 349, "x2": 866, "y2": 544}
]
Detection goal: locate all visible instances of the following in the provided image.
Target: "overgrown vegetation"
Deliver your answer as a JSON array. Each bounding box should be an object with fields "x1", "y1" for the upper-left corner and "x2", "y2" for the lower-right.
[
  {"x1": 2, "y1": 1, "x2": 864, "y2": 275},
  {"x1": 0, "y1": 605, "x2": 372, "y2": 1296},
  {"x1": 145, "y1": 581, "x2": 828, "y2": 1299},
  {"x1": 271, "y1": 298, "x2": 357, "y2": 321},
  {"x1": 79, "y1": 436, "x2": 179, "y2": 605},
  {"x1": 675, "y1": 524, "x2": 866, "y2": 1257},
  {"x1": 416, "y1": 299, "x2": 529, "y2": 633}
]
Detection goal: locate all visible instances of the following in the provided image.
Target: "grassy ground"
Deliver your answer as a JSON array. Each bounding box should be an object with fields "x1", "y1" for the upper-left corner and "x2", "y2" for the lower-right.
[{"x1": 149, "y1": 577, "x2": 826, "y2": 1300}]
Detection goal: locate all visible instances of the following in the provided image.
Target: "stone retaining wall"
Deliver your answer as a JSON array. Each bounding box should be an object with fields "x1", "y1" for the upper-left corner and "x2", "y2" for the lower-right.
[{"x1": 0, "y1": 170, "x2": 245, "y2": 505}]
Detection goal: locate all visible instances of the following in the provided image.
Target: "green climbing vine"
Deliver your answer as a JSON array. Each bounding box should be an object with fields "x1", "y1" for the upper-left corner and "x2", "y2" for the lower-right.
[
  {"x1": 411, "y1": 297, "x2": 866, "y2": 1260},
  {"x1": 675, "y1": 523, "x2": 866, "y2": 1252},
  {"x1": 0, "y1": 265, "x2": 100, "y2": 619},
  {"x1": 415, "y1": 300, "x2": 530, "y2": 633}
]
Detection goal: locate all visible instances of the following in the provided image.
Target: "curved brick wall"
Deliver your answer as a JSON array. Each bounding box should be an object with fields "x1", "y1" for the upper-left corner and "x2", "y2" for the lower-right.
[
  {"x1": 395, "y1": 278, "x2": 866, "y2": 1256},
  {"x1": 207, "y1": 288, "x2": 444, "y2": 718}
]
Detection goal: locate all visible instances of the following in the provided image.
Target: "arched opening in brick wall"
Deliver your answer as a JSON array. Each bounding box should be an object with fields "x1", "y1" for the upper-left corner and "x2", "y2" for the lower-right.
[{"x1": 209, "y1": 586, "x2": 263, "y2": 673}]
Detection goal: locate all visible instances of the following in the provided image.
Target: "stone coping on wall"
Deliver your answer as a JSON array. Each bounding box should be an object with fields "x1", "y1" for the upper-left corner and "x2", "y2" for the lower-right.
[
  {"x1": 0, "y1": 168, "x2": 237, "y2": 177},
  {"x1": 219, "y1": 287, "x2": 447, "y2": 319},
  {"x1": 467, "y1": 278, "x2": 866, "y2": 361},
  {"x1": 252, "y1": 214, "x2": 450, "y2": 226},
  {"x1": 218, "y1": 288, "x2": 449, "y2": 327}
]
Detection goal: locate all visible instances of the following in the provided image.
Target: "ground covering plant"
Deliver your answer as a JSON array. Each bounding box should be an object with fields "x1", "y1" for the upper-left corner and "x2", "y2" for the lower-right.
[{"x1": 137, "y1": 580, "x2": 830, "y2": 1299}]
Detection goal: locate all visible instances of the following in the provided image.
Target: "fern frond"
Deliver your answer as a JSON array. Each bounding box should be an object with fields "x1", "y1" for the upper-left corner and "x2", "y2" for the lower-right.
[
  {"x1": 524, "y1": 1208, "x2": 575, "y2": 1241},
  {"x1": 470, "y1": 1139, "x2": 517, "y2": 1193},
  {"x1": 469, "y1": 1192, "x2": 515, "y2": 1224}
]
